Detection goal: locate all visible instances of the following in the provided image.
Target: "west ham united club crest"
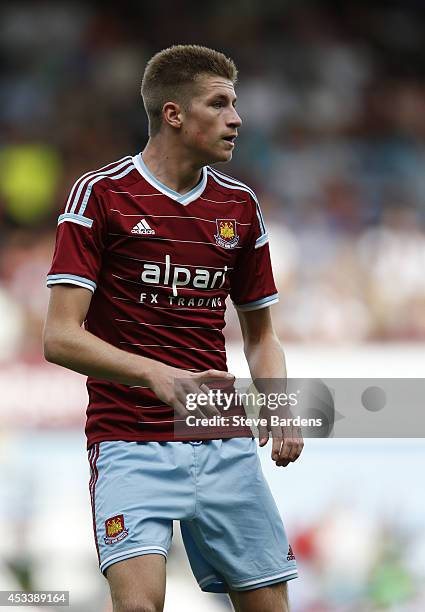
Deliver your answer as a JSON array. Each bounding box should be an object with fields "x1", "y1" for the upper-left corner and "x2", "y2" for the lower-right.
[
  {"x1": 104, "y1": 514, "x2": 129, "y2": 545},
  {"x1": 214, "y1": 219, "x2": 239, "y2": 249}
]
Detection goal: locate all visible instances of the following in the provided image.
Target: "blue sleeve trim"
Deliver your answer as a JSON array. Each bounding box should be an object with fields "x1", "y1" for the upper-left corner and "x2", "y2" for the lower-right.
[
  {"x1": 234, "y1": 293, "x2": 279, "y2": 312},
  {"x1": 255, "y1": 233, "x2": 269, "y2": 249},
  {"x1": 255, "y1": 202, "x2": 267, "y2": 236},
  {"x1": 58, "y1": 213, "x2": 93, "y2": 228},
  {"x1": 46, "y1": 274, "x2": 97, "y2": 292}
]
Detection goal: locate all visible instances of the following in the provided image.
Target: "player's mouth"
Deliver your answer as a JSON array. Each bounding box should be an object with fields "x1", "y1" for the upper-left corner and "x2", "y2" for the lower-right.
[{"x1": 222, "y1": 134, "x2": 237, "y2": 147}]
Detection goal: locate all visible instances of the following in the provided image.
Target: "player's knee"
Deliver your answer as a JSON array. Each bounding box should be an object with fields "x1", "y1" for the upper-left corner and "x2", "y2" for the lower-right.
[
  {"x1": 257, "y1": 600, "x2": 289, "y2": 612},
  {"x1": 254, "y1": 603, "x2": 289, "y2": 612},
  {"x1": 235, "y1": 582, "x2": 289, "y2": 612},
  {"x1": 112, "y1": 597, "x2": 162, "y2": 612}
]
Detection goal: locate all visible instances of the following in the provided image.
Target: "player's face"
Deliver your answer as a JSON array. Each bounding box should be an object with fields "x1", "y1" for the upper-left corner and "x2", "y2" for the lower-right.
[{"x1": 181, "y1": 75, "x2": 242, "y2": 164}]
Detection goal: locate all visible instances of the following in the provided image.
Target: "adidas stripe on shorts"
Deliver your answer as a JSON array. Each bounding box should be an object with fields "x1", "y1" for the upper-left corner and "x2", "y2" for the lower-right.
[{"x1": 88, "y1": 437, "x2": 298, "y2": 592}]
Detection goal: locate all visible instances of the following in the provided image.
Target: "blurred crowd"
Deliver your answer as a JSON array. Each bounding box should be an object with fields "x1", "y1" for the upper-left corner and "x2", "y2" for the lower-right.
[
  {"x1": 290, "y1": 505, "x2": 425, "y2": 611},
  {"x1": 2, "y1": 1, "x2": 425, "y2": 360}
]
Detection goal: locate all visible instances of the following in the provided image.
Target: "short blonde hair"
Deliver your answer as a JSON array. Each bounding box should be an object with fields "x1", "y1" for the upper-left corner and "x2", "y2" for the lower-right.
[{"x1": 141, "y1": 44, "x2": 238, "y2": 136}]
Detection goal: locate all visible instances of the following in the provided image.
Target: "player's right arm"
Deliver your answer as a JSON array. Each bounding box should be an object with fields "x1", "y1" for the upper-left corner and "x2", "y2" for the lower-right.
[
  {"x1": 44, "y1": 283, "x2": 170, "y2": 388},
  {"x1": 43, "y1": 285, "x2": 228, "y2": 417}
]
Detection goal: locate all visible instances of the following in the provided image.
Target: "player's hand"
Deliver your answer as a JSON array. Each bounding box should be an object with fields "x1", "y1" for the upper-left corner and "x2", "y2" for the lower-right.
[
  {"x1": 258, "y1": 409, "x2": 304, "y2": 467},
  {"x1": 148, "y1": 364, "x2": 235, "y2": 419}
]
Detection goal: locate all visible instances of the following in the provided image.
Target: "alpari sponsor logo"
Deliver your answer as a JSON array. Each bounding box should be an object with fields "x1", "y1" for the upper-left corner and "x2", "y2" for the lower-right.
[
  {"x1": 141, "y1": 254, "x2": 228, "y2": 296},
  {"x1": 132, "y1": 219, "x2": 155, "y2": 235}
]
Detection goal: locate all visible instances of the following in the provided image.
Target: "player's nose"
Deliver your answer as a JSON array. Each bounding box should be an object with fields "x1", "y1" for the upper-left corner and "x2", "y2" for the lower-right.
[{"x1": 228, "y1": 108, "x2": 242, "y2": 128}]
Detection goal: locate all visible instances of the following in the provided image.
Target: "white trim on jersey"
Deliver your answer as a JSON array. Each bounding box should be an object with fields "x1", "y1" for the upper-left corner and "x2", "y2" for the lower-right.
[
  {"x1": 129, "y1": 385, "x2": 150, "y2": 389},
  {"x1": 208, "y1": 167, "x2": 268, "y2": 239},
  {"x1": 133, "y1": 153, "x2": 208, "y2": 205},
  {"x1": 207, "y1": 169, "x2": 254, "y2": 200},
  {"x1": 112, "y1": 252, "x2": 234, "y2": 270},
  {"x1": 65, "y1": 156, "x2": 133, "y2": 214},
  {"x1": 115, "y1": 318, "x2": 221, "y2": 331},
  {"x1": 120, "y1": 341, "x2": 226, "y2": 353},
  {"x1": 136, "y1": 419, "x2": 186, "y2": 423},
  {"x1": 134, "y1": 404, "x2": 169, "y2": 409},
  {"x1": 200, "y1": 196, "x2": 249, "y2": 204},
  {"x1": 57, "y1": 213, "x2": 93, "y2": 228},
  {"x1": 234, "y1": 293, "x2": 279, "y2": 312},
  {"x1": 111, "y1": 296, "x2": 224, "y2": 313},
  {"x1": 109, "y1": 233, "x2": 243, "y2": 248},
  {"x1": 255, "y1": 233, "x2": 269, "y2": 249},
  {"x1": 107, "y1": 190, "x2": 163, "y2": 197},
  {"x1": 110, "y1": 209, "x2": 251, "y2": 226},
  {"x1": 112, "y1": 273, "x2": 227, "y2": 292},
  {"x1": 77, "y1": 163, "x2": 136, "y2": 217},
  {"x1": 47, "y1": 273, "x2": 97, "y2": 292},
  {"x1": 208, "y1": 166, "x2": 258, "y2": 201}
]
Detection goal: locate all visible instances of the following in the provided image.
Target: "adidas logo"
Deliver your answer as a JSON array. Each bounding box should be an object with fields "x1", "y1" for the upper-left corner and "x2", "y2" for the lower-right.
[
  {"x1": 287, "y1": 545, "x2": 296, "y2": 561},
  {"x1": 131, "y1": 219, "x2": 155, "y2": 235}
]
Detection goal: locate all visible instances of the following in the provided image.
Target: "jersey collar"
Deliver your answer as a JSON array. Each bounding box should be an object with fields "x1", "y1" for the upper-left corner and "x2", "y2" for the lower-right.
[{"x1": 132, "y1": 153, "x2": 207, "y2": 206}]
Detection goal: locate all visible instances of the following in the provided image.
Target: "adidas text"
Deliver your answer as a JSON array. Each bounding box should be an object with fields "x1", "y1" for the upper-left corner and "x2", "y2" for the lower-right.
[{"x1": 131, "y1": 219, "x2": 155, "y2": 235}]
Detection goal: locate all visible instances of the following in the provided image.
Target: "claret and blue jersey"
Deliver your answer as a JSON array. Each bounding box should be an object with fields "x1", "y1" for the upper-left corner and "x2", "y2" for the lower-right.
[{"x1": 47, "y1": 154, "x2": 279, "y2": 445}]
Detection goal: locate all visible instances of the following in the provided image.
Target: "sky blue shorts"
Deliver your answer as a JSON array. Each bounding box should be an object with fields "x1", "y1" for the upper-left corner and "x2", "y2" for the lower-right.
[{"x1": 88, "y1": 438, "x2": 298, "y2": 592}]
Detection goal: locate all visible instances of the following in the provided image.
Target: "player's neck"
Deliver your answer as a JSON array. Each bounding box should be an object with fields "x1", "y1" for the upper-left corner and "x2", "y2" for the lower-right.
[{"x1": 142, "y1": 137, "x2": 203, "y2": 196}]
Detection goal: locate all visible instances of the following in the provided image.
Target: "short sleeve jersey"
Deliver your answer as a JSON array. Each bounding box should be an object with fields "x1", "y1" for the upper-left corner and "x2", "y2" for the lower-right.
[{"x1": 47, "y1": 154, "x2": 279, "y2": 446}]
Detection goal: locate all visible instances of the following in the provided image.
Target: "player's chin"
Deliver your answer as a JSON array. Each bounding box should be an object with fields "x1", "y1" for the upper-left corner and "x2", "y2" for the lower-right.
[
  {"x1": 214, "y1": 148, "x2": 234, "y2": 163},
  {"x1": 205, "y1": 144, "x2": 234, "y2": 165}
]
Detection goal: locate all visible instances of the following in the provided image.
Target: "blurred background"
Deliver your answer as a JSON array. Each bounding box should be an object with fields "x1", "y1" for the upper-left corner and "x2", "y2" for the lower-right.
[{"x1": 1, "y1": 1, "x2": 425, "y2": 610}]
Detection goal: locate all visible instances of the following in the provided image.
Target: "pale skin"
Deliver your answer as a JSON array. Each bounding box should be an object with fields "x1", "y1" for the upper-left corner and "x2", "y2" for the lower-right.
[{"x1": 44, "y1": 73, "x2": 303, "y2": 612}]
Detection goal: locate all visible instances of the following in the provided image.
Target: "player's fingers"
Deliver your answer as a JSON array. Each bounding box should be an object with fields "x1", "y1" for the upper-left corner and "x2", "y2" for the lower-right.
[
  {"x1": 197, "y1": 369, "x2": 235, "y2": 382},
  {"x1": 294, "y1": 444, "x2": 304, "y2": 461},
  {"x1": 258, "y1": 423, "x2": 269, "y2": 446},
  {"x1": 279, "y1": 434, "x2": 294, "y2": 462},
  {"x1": 271, "y1": 428, "x2": 283, "y2": 461},
  {"x1": 285, "y1": 427, "x2": 304, "y2": 461},
  {"x1": 175, "y1": 385, "x2": 208, "y2": 420},
  {"x1": 282, "y1": 428, "x2": 299, "y2": 461},
  {"x1": 174, "y1": 378, "x2": 199, "y2": 409},
  {"x1": 173, "y1": 398, "x2": 194, "y2": 419},
  {"x1": 198, "y1": 383, "x2": 221, "y2": 416},
  {"x1": 289, "y1": 435, "x2": 304, "y2": 462},
  {"x1": 287, "y1": 440, "x2": 300, "y2": 461}
]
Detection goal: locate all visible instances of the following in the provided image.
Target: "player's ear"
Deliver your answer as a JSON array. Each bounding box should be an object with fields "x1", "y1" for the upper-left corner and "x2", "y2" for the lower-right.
[{"x1": 162, "y1": 102, "x2": 183, "y2": 130}]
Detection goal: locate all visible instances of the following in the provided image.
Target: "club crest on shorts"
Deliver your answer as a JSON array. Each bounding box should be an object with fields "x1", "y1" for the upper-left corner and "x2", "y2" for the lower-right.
[
  {"x1": 214, "y1": 219, "x2": 239, "y2": 249},
  {"x1": 104, "y1": 514, "x2": 129, "y2": 545}
]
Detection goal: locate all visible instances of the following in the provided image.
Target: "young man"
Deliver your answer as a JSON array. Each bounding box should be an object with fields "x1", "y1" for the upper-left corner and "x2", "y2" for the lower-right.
[{"x1": 44, "y1": 45, "x2": 303, "y2": 612}]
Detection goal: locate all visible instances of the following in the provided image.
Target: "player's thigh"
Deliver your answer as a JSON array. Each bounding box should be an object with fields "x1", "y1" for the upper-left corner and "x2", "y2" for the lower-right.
[
  {"x1": 229, "y1": 582, "x2": 289, "y2": 612},
  {"x1": 106, "y1": 554, "x2": 166, "y2": 612}
]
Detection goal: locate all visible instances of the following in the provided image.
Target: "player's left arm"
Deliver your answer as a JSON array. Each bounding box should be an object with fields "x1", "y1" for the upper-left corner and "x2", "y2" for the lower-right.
[{"x1": 237, "y1": 307, "x2": 304, "y2": 467}]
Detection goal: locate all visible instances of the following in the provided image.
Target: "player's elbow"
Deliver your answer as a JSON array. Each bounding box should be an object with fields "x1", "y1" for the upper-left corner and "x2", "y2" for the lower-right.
[
  {"x1": 43, "y1": 326, "x2": 68, "y2": 364},
  {"x1": 243, "y1": 330, "x2": 281, "y2": 356},
  {"x1": 43, "y1": 332, "x2": 59, "y2": 363}
]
